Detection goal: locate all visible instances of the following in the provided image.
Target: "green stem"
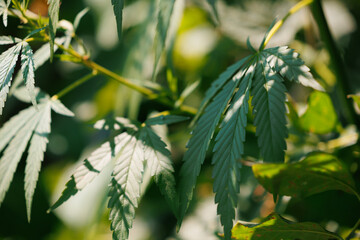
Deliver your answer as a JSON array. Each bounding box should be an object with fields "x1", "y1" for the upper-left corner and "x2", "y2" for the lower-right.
[
  {"x1": 346, "y1": 217, "x2": 360, "y2": 240},
  {"x1": 262, "y1": 0, "x2": 314, "y2": 50},
  {"x1": 51, "y1": 72, "x2": 96, "y2": 100},
  {"x1": 310, "y1": 0, "x2": 360, "y2": 128}
]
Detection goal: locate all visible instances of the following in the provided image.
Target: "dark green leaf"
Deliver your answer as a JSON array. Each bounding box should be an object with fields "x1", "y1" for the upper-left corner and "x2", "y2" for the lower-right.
[
  {"x1": 111, "y1": 0, "x2": 124, "y2": 41},
  {"x1": 146, "y1": 115, "x2": 189, "y2": 125}
]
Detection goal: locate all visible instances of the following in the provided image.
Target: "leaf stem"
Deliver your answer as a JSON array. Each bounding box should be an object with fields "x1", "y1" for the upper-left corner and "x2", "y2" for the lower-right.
[
  {"x1": 261, "y1": 0, "x2": 314, "y2": 50},
  {"x1": 51, "y1": 72, "x2": 97, "y2": 100},
  {"x1": 310, "y1": 0, "x2": 360, "y2": 128},
  {"x1": 346, "y1": 217, "x2": 360, "y2": 240}
]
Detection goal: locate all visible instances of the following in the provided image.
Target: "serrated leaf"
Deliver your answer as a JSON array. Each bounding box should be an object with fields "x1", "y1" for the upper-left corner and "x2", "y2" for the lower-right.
[
  {"x1": 153, "y1": 0, "x2": 175, "y2": 76},
  {"x1": 252, "y1": 58, "x2": 287, "y2": 163},
  {"x1": 264, "y1": 46, "x2": 324, "y2": 91},
  {"x1": 299, "y1": 91, "x2": 337, "y2": 134},
  {"x1": 141, "y1": 126, "x2": 178, "y2": 216},
  {"x1": 179, "y1": 78, "x2": 239, "y2": 225},
  {"x1": 193, "y1": 56, "x2": 251, "y2": 124},
  {"x1": 24, "y1": 103, "x2": 51, "y2": 221},
  {"x1": 111, "y1": 0, "x2": 124, "y2": 41},
  {"x1": 0, "y1": 0, "x2": 10, "y2": 27},
  {"x1": 50, "y1": 131, "x2": 132, "y2": 211},
  {"x1": 145, "y1": 115, "x2": 189, "y2": 125},
  {"x1": 0, "y1": 43, "x2": 22, "y2": 114},
  {"x1": 212, "y1": 65, "x2": 254, "y2": 240},
  {"x1": 231, "y1": 213, "x2": 342, "y2": 240},
  {"x1": 252, "y1": 153, "x2": 358, "y2": 200},
  {"x1": 50, "y1": 98, "x2": 75, "y2": 117},
  {"x1": 0, "y1": 36, "x2": 21, "y2": 45},
  {"x1": 0, "y1": 107, "x2": 40, "y2": 207},
  {"x1": 47, "y1": 0, "x2": 60, "y2": 61},
  {"x1": 21, "y1": 42, "x2": 37, "y2": 107},
  {"x1": 109, "y1": 132, "x2": 145, "y2": 240}
]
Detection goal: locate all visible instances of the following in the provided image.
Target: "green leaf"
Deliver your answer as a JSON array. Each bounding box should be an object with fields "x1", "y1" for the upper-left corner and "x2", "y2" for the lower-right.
[
  {"x1": 263, "y1": 46, "x2": 324, "y2": 91},
  {"x1": 109, "y1": 131, "x2": 145, "y2": 240},
  {"x1": 73, "y1": 7, "x2": 89, "y2": 31},
  {"x1": 111, "y1": 0, "x2": 124, "y2": 41},
  {"x1": 206, "y1": 0, "x2": 219, "y2": 22},
  {"x1": 0, "y1": 43, "x2": 22, "y2": 114},
  {"x1": 231, "y1": 213, "x2": 343, "y2": 240},
  {"x1": 21, "y1": 42, "x2": 37, "y2": 107},
  {"x1": 141, "y1": 126, "x2": 178, "y2": 216},
  {"x1": 252, "y1": 58, "x2": 287, "y2": 163},
  {"x1": 24, "y1": 103, "x2": 51, "y2": 221},
  {"x1": 212, "y1": 65, "x2": 254, "y2": 240},
  {"x1": 50, "y1": 99, "x2": 75, "y2": 117},
  {"x1": 0, "y1": 36, "x2": 21, "y2": 45},
  {"x1": 50, "y1": 131, "x2": 132, "y2": 211},
  {"x1": 179, "y1": 77, "x2": 239, "y2": 225},
  {"x1": 252, "y1": 153, "x2": 358, "y2": 200},
  {"x1": 0, "y1": 0, "x2": 10, "y2": 27},
  {"x1": 174, "y1": 80, "x2": 200, "y2": 108},
  {"x1": 145, "y1": 115, "x2": 189, "y2": 125},
  {"x1": 47, "y1": 0, "x2": 60, "y2": 61},
  {"x1": 299, "y1": 91, "x2": 337, "y2": 134},
  {"x1": 153, "y1": 0, "x2": 175, "y2": 77},
  {"x1": 348, "y1": 94, "x2": 360, "y2": 114}
]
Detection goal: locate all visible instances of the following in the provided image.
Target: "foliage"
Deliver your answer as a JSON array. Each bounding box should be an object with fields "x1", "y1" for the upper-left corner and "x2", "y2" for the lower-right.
[{"x1": 0, "y1": 0, "x2": 359, "y2": 240}]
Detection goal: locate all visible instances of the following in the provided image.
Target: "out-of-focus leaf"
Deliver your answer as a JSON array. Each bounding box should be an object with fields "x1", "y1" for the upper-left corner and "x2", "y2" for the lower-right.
[
  {"x1": 231, "y1": 213, "x2": 343, "y2": 240},
  {"x1": 47, "y1": 0, "x2": 60, "y2": 61},
  {"x1": 348, "y1": 94, "x2": 360, "y2": 114},
  {"x1": 73, "y1": 7, "x2": 89, "y2": 31},
  {"x1": 111, "y1": 0, "x2": 124, "y2": 40},
  {"x1": 206, "y1": 0, "x2": 219, "y2": 21},
  {"x1": 299, "y1": 91, "x2": 337, "y2": 134},
  {"x1": 146, "y1": 115, "x2": 189, "y2": 125},
  {"x1": 252, "y1": 153, "x2": 358, "y2": 200}
]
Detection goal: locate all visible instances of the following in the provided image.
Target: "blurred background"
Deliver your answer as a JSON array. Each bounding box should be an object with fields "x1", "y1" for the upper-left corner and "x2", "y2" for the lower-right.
[{"x1": 0, "y1": 0, "x2": 360, "y2": 239}]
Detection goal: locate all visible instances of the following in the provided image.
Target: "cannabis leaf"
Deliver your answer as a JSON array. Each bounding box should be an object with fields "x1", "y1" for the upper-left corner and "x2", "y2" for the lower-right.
[
  {"x1": 0, "y1": 36, "x2": 21, "y2": 45},
  {"x1": 111, "y1": 0, "x2": 124, "y2": 41},
  {"x1": 47, "y1": 0, "x2": 60, "y2": 61},
  {"x1": 231, "y1": 213, "x2": 342, "y2": 240},
  {"x1": 51, "y1": 116, "x2": 179, "y2": 240},
  {"x1": 0, "y1": 0, "x2": 11, "y2": 27},
  {"x1": 0, "y1": 97, "x2": 74, "y2": 221},
  {"x1": 0, "y1": 42, "x2": 22, "y2": 114},
  {"x1": 178, "y1": 35, "x2": 323, "y2": 237},
  {"x1": 154, "y1": 0, "x2": 175, "y2": 75},
  {"x1": 21, "y1": 42, "x2": 36, "y2": 107}
]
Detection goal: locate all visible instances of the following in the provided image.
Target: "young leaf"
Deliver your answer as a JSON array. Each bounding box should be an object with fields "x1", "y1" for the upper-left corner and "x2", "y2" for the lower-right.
[
  {"x1": 109, "y1": 132, "x2": 145, "y2": 240},
  {"x1": 263, "y1": 46, "x2": 324, "y2": 91},
  {"x1": 145, "y1": 115, "x2": 189, "y2": 126},
  {"x1": 299, "y1": 91, "x2": 337, "y2": 134},
  {"x1": 21, "y1": 42, "x2": 37, "y2": 107},
  {"x1": 0, "y1": 43, "x2": 22, "y2": 114},
  {"x1": 153, "y1": 0, "x2": 175, "y2": 76},
  {"x1": 0, "y1": 0, "x2": 10, "y2": 27},
  {"x1": 231, "y1": 213, "x2": 343, "y2": 240},
  {"x1": 179, "y1": 78, "x2": 239, "y2": 225},
  {"x1": 24, "y1": 103, "x2": 51, "y2": 221},
  {"x1": 252, "y1": 152, "x2": 359, "y2": 200},
  {"x1": 111, "y1": 0, "x2": 124, "y2": 41},
  {"x1": 251, "y1": 58, "x2": 287, "y2": 163},
  {"x1": 141, "y1": 125, "x2": 178, "y2": 216},
  {"x1": 47, "y1": 0, "x2": 60, "y2": 60},
  {"x1": 212, "y1": 65, "x2": 254, "y2": 240}
]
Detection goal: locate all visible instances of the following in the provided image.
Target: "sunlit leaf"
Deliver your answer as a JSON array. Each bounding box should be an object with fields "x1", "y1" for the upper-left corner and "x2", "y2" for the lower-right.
[
  {"x1": 21, "y1": 42, "x2": 37, "y2": 107},
  {"x1": 47, "y1": 0, "x2": 60, "y2": 61},
  {"x1": 0, "y1": 36, "x2": 21, "y2": 45},
  {"x1": 231, "y1": 213, "x2": 343, "y2": 240},
  {"x1": 299, "y1": 91, "x2": 337, "y2": 134},
  {"x1": 348, "y1": 94, "x2": 360, "y2": 115},
  {"x1": 252, "y1": 153, "x2": 358, "y2": 199}
]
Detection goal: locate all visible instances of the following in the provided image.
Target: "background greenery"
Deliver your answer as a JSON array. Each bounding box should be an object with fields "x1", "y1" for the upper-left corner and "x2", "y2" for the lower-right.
[{"x1": 0, "y1": 0, "x2": 360, "y2": 239}]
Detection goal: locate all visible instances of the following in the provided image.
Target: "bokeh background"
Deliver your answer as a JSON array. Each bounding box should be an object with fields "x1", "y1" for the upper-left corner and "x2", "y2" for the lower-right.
[{"x1": 0, "y1": 0, "x2": 360, "y2": 239}]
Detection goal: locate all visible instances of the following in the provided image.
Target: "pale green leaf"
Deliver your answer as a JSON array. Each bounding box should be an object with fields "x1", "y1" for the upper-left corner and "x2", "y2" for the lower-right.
[
  {"x1": 252, "y1": 153, "x2": 358, "y2": 200},
  {"x1": 73, "y1": 7, "x2": 89, "y2": 31},
  {"x1": 212, "y1": 65, "x2": 254, "y2": 240},
  {"x1": 50, "y1": 131, "x2": 132, "y2": 211},
  {"x1": 24, "y1": 102, "x2": 52, "y2": 221},
  {"x1": 0, "y1": 0, "x2": 10, "y2": 27},
  {"x1": 47, "y1": 0, "x2": 60, "y2": 60},
  {"x1": 111, "y1": 0, "x2": 124, "y2": 40},
  {"x1": 141, "y1": 126, "x2": 178, "y2": 216},
  {"x1": 0, "y1": 107, "x2": 40, "y2": 206},
  {"x1": 179, "y1": 78, "x2": 239, "y2": 225},
  {"x1": 264, "y1": 46, "x2": 324, "y2": 91},
  {"x1": 0, "y1": 36, "x2": 21, "y2": 45},
  {"x1": 0, "y1": 43, "x2": 22, "y2": 114},
  {"x1": 153, "y1": 0, "x2": 175, "y2": 76},
  {"x1": 231, "y1": 213, "x2": 342, "y2": 240},
  {"x1": 50, "y1": 99, "x2": 75, "y2": 117},
  {"x1": 145, "y1": 115, "x2": 189, "y2": 126},
  {"x1": 109, "y1": 132, "x2": 145, "y2": 240},
  {"x1": 206, "y1": 0, "x2": 219, "y2": 21},
  {"x1": 252, "y1": 58, "x2": 287, "y2": 163},
  {"x1": 21, "y1": 42, "x2": 37, "y2": 107},
  {"x1": 299, "y1": 91, "x2": 337, "y2": 134},
  {"x1": 175, "y1": 80, "x2": 200, "y2": 108}
]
